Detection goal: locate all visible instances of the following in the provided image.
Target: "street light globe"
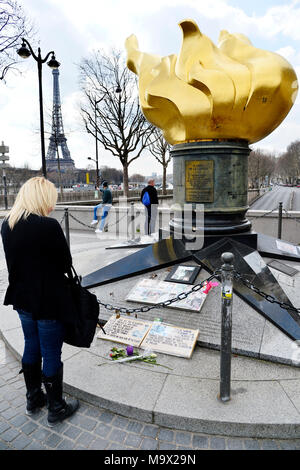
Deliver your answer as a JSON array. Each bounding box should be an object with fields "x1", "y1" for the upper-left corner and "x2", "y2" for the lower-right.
[
  {"x1": 17, "y1": 43, "x2": 31, "y2": 59},
  {"x1": 47, "y1": 54, "x2": 60, "y2": 69}
]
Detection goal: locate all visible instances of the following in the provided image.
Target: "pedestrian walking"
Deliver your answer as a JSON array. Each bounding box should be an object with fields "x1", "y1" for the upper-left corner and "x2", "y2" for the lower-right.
[
  {"x1": 0, "y1": 177, "x2": 79, "y2": 427},
  {"x1": 141, "y1": 179, "x2": 158, "y2": 235},
  {"x1": 91, "y1": 181, "x2": 112, "y2": 233}
]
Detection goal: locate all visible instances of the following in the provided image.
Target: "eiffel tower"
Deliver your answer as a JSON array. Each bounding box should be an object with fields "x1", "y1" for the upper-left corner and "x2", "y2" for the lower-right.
[{"x1": 46, "y1": 69, "x2": 75, "y2": 172}]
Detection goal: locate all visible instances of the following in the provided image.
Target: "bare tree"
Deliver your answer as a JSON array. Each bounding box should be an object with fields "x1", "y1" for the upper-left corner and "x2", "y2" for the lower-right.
[
  {"x1": 274, "y1": 141, "x2": 300, "y2": 184},
  {"x1": 148, "y1": 128, "x2": 171, "y2": 194},
  {"x1": 129, "y1": 173, "x2": 145, "y2": 183},
  {"x1": 0, "y1": 0, "x2": 34, "y2": 80},
  {"x1": 248, "y1": 149, "x2": 276, "y2": 188},
  {"x1": 78, "y1": 49, "x2": 154, "y2": 197}
]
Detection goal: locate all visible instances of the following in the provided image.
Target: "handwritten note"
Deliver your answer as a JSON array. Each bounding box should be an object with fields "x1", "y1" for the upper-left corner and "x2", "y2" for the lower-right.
[
  {"x1": 97, "y1": 316, "x2": 152, "y2": 347},
  {"x1": 97, "y1": 315, "x2": 199, "y2": 358}
]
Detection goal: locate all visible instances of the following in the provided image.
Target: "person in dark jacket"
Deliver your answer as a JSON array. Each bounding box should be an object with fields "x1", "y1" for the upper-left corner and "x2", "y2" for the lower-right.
[
  {"x1": 90, "y1": 181, "x2": 112, "y2": 233},
  {"x1": 1, "y1": 177, "x2": 79, "y2": 427},
  {"x1": 141, "y1": 179, "x2": 158, "y2": 235}
]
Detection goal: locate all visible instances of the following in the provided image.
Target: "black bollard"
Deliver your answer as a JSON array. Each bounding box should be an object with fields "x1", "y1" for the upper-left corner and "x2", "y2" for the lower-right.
[
  {"x1": 3, "y1": 172, "x2": 8, "y2": 210},
  {"x1": 129, "y1": 202, "x2": 135, "y2": 241},
  {"x1": 278, "y1": 201, "x2": 283, "y2": 240},
  {"x1": 64, "y1": 207, "x2": 70, "y2": 248},
  {"x1": 219, "y1": 252, "x2": 234, "y2": 403}
]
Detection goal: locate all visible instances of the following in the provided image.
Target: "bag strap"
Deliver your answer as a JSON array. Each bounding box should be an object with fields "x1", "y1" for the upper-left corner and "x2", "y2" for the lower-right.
[
  {"x1": 67, "y1": 265, "x2": 82, "y2": 284},
  {"x1": 67, "y1": 265, "x2": 106, "y2": 335}
]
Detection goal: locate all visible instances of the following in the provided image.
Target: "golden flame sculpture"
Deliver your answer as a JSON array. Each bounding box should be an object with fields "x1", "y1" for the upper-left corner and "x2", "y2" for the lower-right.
[{"x1": 125, "y1": 19, "x2": 298, "y2": 145}]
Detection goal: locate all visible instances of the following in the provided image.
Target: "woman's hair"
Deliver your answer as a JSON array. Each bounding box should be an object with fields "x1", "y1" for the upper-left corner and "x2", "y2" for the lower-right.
[{"x1": 6, "y1": 177, "x2": 58, "y2": 229}]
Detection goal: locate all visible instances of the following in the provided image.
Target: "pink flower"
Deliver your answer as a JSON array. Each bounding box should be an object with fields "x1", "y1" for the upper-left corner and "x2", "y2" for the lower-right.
[{"x1": 203, "y1": 281, "x2": 219, "y2": 294}]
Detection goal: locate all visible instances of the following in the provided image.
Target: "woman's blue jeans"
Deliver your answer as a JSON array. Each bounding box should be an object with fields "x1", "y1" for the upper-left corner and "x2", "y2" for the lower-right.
[{"x1": 17, "y1": 310, "x2": 64, "y2": 377}]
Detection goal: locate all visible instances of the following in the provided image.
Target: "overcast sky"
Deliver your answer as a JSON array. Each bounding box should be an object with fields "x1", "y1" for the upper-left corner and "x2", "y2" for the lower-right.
[{"x1": 0, "y1": 0, "x2": 300, "y2": 176}]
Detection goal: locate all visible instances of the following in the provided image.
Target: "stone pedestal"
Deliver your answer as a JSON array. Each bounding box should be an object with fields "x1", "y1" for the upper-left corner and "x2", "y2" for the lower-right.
[{"x1": 170, "y1": 140, "x2": 251, "y2": 236}]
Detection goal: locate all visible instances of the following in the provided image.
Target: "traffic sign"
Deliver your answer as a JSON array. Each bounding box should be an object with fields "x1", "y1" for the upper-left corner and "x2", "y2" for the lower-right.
[{"x1": 0, "y1": 145, "x2": 9, "y2": 154}]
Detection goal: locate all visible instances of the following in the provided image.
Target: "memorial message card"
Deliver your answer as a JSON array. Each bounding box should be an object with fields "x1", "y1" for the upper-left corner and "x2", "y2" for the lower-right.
[
  {"x1": 97, "y1": 315, "x2": 152, "y2": 347},
  {"x1": 97, "y1": 315, "x2": 199, "y2": 358},
  {"x1": 126, "y1": 278, "x2": 206, "y2": 312},
  {"x1": 141, "y1": 322, "x2": 199, "y2": 358}
]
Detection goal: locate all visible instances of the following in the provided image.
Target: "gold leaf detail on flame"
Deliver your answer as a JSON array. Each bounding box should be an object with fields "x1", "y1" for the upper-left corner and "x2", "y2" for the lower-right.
[{"x1": 125, "y1": 19, "x2": 298, "y2": 145}]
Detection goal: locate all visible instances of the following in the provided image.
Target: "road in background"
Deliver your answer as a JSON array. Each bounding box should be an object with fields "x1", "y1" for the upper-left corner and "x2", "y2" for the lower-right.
[{"x1": 250, "y1": 186, "x2": 300, "y2": 211}]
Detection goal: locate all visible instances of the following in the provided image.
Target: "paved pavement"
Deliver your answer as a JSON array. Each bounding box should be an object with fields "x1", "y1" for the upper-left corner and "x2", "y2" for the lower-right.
[
  {"x1": 2, "y1": 339, "x2": 300, "y2": 451},
  {"x1": 2, "y1": 223, "x2": 300, "y2": 450}
]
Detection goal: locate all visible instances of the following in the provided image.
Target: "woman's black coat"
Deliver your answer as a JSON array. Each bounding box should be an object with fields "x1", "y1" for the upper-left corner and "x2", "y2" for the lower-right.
[{"x1": 1, "y1": 214, "x2": 73, "y2": 320}]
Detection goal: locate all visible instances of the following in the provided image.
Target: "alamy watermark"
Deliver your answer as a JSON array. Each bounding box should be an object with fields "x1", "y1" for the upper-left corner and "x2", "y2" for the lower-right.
[{"x1": 93, "y1": 198, "x2": 205, "y2": 251}]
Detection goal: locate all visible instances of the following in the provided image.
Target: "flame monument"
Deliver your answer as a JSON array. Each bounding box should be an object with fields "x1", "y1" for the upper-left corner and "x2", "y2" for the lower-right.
[
  {"x1": 126, "y1": 19, "x2": 298, "y2": 237},
  {"x1": 83, "y1": 21, "x2": 300, "y2": 342}
]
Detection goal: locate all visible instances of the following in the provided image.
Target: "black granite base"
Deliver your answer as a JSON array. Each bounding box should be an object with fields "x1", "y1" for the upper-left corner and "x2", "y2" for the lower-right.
[{"x1": 82, "y1": 233, "x2": 300, "y2": 341}]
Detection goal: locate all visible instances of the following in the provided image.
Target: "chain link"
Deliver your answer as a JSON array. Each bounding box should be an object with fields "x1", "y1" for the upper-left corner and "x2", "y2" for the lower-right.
[
  {"x1": 283, "y1": 208, "x2": 300, "y2": 225},
  {"x1": 249, "y1": 207, "x2": 278, "y2": 220},
  {"x1": 233, "y1": 271, "x2": 300, "y2": 313},
  {"x1": 96, "y1": 267, "x2": 300, "y2": 317},
  {"x1": 68, "y1": 213, "x2": 94, "y2": 230},
  {"x1": 67, "y1": 211, "x2": 133, "y2": 230}
]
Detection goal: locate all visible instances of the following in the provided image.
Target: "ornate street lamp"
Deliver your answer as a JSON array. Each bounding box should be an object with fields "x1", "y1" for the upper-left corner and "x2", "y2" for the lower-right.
[
  {"x1": 93, "y1": 85, "x2": 121, "y2": 187},
  {"x1": 17, "y1": 39, "x2": 60, "y2": 178}
]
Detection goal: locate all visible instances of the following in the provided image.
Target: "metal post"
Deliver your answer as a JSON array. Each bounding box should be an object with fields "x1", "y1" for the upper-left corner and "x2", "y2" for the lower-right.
[
  {"x1": 95, "y1": 102, "x2": 100, "y2": 188},
  {"x1": 130, "y1": 202, "x2": 135, "y2": 241},
  {"x1": 37, "y1": 49, "x2": 47, "y2": 179},
  {"x1": 219, "y1": 252, "x2": 234, "y2": 403},
  {"x1": 3, "y1": 170, "x2": 8, "y2": 210},
  {"x1": 64, "y1": 208, "x2": 70, "y2": 248},
  {"x1": 278, "y1": 201, "x2": 283, "y2": 240}
]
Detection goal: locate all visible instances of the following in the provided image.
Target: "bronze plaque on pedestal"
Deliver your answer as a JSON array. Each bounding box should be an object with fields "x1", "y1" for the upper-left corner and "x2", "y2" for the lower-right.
[{"x1": 185, "y1": 160, "x2": 214, "y2": 203}]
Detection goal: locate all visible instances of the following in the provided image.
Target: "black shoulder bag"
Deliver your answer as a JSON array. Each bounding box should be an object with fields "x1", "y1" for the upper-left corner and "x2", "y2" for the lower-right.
[{"x1": 63, "y1": 266, "x2": 105, "y2": 348}]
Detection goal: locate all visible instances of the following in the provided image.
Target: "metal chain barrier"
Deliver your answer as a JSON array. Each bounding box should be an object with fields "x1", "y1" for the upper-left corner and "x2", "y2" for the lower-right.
[
  {"x1": 68, "y1": 211, "x2": 131, "y2": 230},
  {"x1": 68, "y1": 213, "x2": 95, "y2": 230},
  {"x1": 95, "y1": 267, "x2": 300, "y2": 317},
  {"x1": 97, "y1": 270, "x2": 221, "y2": 316},
  {"x1": 249, "y1": 207, "x2": 278, "y2": 220},
  {"x1": 283, "y1": 208, "x2": 300, "y2": 225},
  {"x1": 233, "y1": 270, "x2": 300, "y2": 313}
]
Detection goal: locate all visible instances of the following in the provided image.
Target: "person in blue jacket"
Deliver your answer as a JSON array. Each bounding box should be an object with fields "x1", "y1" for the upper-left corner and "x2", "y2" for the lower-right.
[{"x1": 141, "y1": 179, "x2": 158, "y2": 235}]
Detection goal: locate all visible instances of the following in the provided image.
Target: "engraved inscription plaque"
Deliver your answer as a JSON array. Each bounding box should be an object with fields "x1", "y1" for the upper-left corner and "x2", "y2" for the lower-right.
[{"x1": 185, "y1": 160, "x2": 214, "y2": 203}]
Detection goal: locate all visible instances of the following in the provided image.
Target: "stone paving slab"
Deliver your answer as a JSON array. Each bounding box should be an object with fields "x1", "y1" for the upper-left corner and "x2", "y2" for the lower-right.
[
  {"x1": 2, "y1": 338, "x2": 300, "y2": 450},
  {"x1": 154, "y1": 375, "x2": 300, "y2": 438},
  {"x1": 3, "y1": 339, "x2": 300, "y2": 449},
  {"x1": 62, "y1": 349, "x2": 167, "y2": 423}
]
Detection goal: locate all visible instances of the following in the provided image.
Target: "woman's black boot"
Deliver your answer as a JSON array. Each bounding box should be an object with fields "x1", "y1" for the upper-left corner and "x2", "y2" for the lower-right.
[
  {"x1": 20, "y1": 361, "x2": 47, "y2": 415},
  {"x1": 42, "y1": 364, "x2": 79, "y2": 427}
]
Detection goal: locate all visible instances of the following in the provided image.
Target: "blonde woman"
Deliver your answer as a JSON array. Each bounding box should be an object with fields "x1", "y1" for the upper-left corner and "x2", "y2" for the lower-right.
[{"x1": 1, "y1": 177, "x2": 79, "y2": 427}]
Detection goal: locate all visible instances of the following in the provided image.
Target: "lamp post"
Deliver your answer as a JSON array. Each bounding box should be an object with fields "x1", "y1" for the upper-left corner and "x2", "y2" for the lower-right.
[
  {"x1": 17, "y1": 39, "x2": 60, "y2": 178},
  {"x1": 94, "y1": 98, "x2": 101, "y2": 188},
  {"x1": 0, "y1": 141, "x2": 9, "y2": 210},
  {"x1": 92, "y1": 85, "x2": 122, "y2": 188},
  {"x1": 87, "y1": 157, "x2": 100, "y2": 187}
]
